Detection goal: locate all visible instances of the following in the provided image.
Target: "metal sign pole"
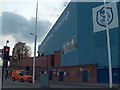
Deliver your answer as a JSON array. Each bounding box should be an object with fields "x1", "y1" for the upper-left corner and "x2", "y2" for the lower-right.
[{"x1": 103, "y1": 1, "x2": 113, "y2": 88}]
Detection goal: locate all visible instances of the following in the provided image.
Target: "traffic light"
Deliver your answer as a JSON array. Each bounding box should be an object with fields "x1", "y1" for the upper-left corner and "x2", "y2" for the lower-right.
[{"x1": 3, "y1": 46, "x2": 10, "y2": 60}]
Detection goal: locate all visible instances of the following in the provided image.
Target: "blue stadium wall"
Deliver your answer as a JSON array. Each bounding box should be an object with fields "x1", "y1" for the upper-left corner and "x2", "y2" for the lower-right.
[
  {"x1": 39, "y1": 2, "x2": 79, "y2": 65},
  {"x1": 77, "y1": 2, "x2": 120, "y2": 68},
  {"x1": 76, "y1": 2, "x2": 120, "y2": 83},
  {"x1": 38, "y1": 2, "x2": 120, "y2": 83}
]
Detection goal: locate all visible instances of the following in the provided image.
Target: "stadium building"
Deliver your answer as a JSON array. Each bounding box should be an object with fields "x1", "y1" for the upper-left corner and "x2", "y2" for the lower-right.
[{"x1": 38, "y1": 2, "x2": 120, "y2": 83}]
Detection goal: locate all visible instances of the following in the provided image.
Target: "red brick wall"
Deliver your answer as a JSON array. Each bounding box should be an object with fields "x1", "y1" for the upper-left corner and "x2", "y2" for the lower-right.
[
  {"x1": 47, "y1": 55, "x2": 54, "y2": 68},
  {"x1": 47, "y1": 55, "x2": 51, "y2": 67},
  {"x1": 39, "y1": 55, "x2": 47, "y2": 68},
  {"x1": 19, "y1": 57, "x2": 33, "y2": 67},
  {"x1": 54, "y1": 51, "x2": 61, "y2": 68},
  {"x1": 52, "y1": 71, "x2": 59, "y2": 81},
  {"x1": 18, "y1": 56, "x2": 97, "y2": 83},
  {"x1": 51, "y1": 64, "x2": 97, "y2": 83},
  {"x1": 19, "y1": 57, "x2": 40, "y2": 67}
]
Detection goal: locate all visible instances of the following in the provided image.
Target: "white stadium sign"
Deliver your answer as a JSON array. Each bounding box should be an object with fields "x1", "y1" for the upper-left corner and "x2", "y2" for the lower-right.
[{"x1": 92, "y1": 2, "x2": 119, "y2": 32}]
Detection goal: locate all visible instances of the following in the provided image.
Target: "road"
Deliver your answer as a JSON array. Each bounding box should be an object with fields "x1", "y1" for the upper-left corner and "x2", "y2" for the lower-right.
[{"x1": 2, "y1": 78, "x2": 120, "y2": 89}]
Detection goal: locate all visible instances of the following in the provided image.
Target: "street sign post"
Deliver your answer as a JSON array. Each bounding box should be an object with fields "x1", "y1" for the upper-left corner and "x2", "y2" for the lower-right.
[{"x1": 92, "y1": 2, "x2": 119, "y2": 88}]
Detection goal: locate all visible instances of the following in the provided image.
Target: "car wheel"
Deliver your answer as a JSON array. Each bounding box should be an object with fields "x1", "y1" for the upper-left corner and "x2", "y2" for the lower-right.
[
  {"x1": 12, "y1": 77, "x2": 16, "y2": 81},
  {"x1": 20, "y1": 78, "x2": 24, "y2": 82}
]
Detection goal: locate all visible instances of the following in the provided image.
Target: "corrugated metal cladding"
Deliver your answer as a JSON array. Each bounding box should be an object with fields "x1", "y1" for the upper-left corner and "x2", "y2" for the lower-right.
[
  {"x1": 38, "y1": 2, "x2": 120, "y2": 68},
  {"x1": 77, "y1": 2, "x2": 120, "y2": 68}
]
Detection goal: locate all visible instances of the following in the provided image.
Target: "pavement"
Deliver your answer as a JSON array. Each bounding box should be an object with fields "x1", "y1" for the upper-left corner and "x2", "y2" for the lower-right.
[
  {"x1": 49, "y1": 81, "x2": 120, "y2": 88},
  {"x1": 2, "y1": 78, "x2": 120, "y2": 88}
]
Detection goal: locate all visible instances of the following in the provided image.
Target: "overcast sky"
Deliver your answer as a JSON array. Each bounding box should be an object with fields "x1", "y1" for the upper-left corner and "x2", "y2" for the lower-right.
[
  {"x1": 0, "y1": 0, "x2": 70, "y2": 56},
  {"x1": 1, "y1": 0, "x2": 119, "y2": 57}
]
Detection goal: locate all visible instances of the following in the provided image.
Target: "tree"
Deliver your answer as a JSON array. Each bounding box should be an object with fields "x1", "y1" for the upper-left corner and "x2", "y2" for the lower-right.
[{"x1": 11, "y1": 42, "x2": 31, "y2": 66}]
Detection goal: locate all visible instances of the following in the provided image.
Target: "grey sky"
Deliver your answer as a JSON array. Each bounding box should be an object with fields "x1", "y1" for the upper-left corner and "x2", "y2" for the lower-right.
[
  {"x1": 0, "y1": 0, "x2": 70, "y2": 56},
  {"x1": 2, "y1": 12, "x2": 52, "y2": 44}
]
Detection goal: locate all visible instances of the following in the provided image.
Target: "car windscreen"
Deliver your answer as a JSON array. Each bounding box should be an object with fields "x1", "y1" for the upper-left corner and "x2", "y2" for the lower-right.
[{"x1": 21, "y1": 71, "x2": 27, "y2": 75}]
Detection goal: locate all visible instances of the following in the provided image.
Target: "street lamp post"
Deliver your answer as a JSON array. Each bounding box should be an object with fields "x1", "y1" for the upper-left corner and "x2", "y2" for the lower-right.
[
  {"x1": 31, "y1": 0, "x2": 38, "y2": 84},
  {"x1": 30, "y1": 33, "x2": 37, "y2": 84},
  {"x1": 33, "y1": 35, "x2": 37, "y2": 84}
]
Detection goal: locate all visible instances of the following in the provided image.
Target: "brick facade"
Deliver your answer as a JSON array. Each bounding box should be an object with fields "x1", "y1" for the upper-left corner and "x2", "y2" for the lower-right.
[
  {"x1": 11, "y1": 51, "x2": 97, "y2": 83},
  {"x1": 54, "y1": 51, "x2": 61, "y2": 68},
  {"x1": 49, "y1": 64, "x2": 97, "y2": 83}
]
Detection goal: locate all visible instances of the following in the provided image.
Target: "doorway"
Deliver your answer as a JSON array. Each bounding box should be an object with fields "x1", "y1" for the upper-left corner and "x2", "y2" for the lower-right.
[{"x1": 82, "y1": 71, "x2": 88, "y2": 82}]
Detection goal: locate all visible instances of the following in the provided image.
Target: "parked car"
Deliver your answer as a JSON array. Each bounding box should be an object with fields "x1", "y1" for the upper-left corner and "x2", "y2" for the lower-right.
[{"x1": 11, "y1": 70, "x2": 32, "y2": 83}]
